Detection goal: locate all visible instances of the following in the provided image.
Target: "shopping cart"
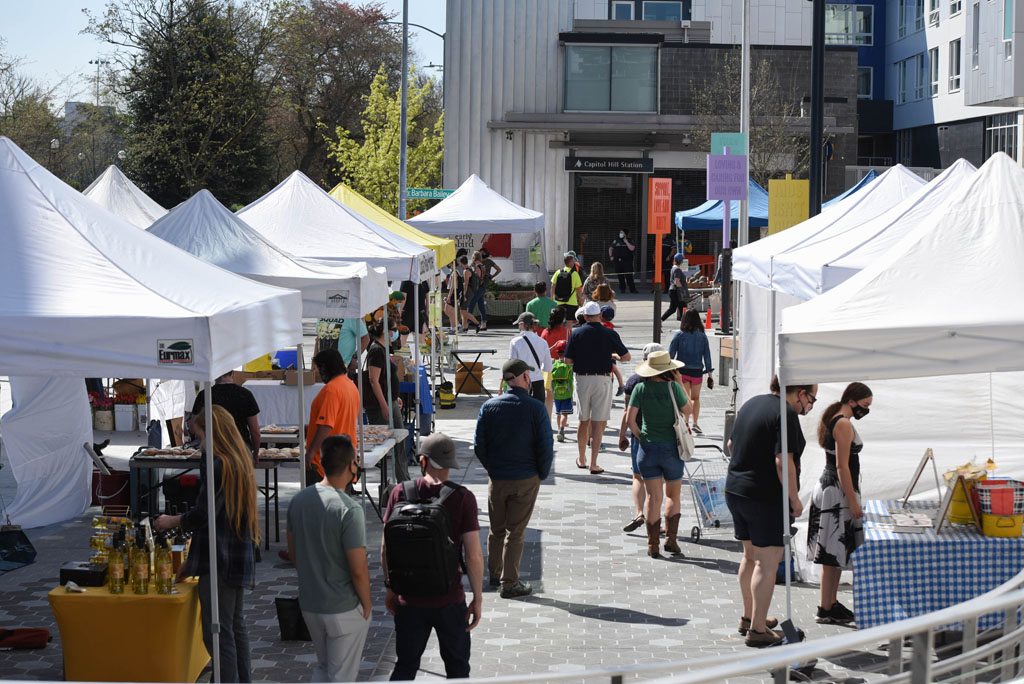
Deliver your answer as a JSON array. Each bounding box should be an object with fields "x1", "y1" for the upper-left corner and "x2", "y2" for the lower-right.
[{"x1": 685, "y1": 444, "x2": 733, "y2": 543}]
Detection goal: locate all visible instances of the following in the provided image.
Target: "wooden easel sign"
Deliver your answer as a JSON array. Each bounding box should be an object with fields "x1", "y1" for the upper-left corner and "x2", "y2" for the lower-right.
[
  {"x1": 902, "y1": 448, "x2": 942, "y2": 507},
  {"x1": 934, "y1": 475, "x2": 982, "y2": 533}
]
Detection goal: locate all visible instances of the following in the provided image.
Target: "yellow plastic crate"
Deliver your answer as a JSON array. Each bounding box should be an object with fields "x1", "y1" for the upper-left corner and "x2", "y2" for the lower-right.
[{"x1": 981, "y1": 513, "x2": 1023, "y2": 538}]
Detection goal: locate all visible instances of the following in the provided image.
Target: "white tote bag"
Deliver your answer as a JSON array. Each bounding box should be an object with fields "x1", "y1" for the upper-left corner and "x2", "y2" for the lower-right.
[{"x1": 668, "y1": 382, "x2": 695, "y2": 461}]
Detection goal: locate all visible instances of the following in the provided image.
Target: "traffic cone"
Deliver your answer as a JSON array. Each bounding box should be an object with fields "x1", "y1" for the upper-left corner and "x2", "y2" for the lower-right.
[{"x1": 705, "y1": 309, "x2": 713, "y2": 330}]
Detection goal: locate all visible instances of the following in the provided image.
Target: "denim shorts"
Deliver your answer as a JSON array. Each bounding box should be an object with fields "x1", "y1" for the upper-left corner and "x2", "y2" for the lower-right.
[
  {"x1": 630, "y1": 435, "x2": 640, "y2": 475},
  {"x1": 636, "y1": 441, "x2": 683, "y2": 482}
]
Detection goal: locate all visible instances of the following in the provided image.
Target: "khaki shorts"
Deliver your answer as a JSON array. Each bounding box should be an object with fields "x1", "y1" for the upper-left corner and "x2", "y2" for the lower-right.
[
  {"x1": 543, "y1": 371, "x2": 552, "y2": 392},
  {"x1": 575, "y1": 374, "x2": 613, "y2": 422}
]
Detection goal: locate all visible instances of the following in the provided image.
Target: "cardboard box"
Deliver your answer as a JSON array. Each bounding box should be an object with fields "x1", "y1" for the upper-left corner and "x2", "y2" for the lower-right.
[
  {"x1": 233, "y1": 370, "x2": 285, "y2": 385},
  {"x1": 455, "y1": 362, "x2": 486, "y2": 394},
  {"x1": 283, "y1": 370, "x2": 319, "y2": 386}
]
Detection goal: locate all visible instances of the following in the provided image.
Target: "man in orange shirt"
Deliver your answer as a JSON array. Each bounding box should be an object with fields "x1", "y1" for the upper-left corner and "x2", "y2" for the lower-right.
[{"x1": 306, "y1": 349, "x2": 361, "y2": 487}]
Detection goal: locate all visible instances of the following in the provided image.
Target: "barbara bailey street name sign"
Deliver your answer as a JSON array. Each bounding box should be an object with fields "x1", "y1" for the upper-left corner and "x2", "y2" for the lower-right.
[{"x1": 564, "y1": 157, "x2": 654, "y2": 174}]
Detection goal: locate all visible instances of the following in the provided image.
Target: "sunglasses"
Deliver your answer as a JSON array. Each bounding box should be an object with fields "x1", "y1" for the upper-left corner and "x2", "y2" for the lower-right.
[{"x1": 803, "y1": 391, "x2": 818, "y2": 405}]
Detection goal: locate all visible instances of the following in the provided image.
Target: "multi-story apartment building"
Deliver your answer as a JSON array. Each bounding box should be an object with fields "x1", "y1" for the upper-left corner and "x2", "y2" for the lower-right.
[{"x1": 444, "y1": 0, "x2": 859, "y2": 278}]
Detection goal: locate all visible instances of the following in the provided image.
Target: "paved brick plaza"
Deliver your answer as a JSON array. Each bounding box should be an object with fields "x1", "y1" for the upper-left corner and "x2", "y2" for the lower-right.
[{"x1": 0, "y1": 292, "x2": 887, "y2": 682}]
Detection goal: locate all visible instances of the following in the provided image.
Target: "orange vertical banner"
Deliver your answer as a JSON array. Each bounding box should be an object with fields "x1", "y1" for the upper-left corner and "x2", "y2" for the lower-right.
[{"x1": 648, "y1": 178, "x2": 672, "y2": 285}]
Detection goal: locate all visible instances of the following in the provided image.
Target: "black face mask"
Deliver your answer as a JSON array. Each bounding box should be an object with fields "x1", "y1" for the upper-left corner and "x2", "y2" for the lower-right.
[{"x1": 852, "y1": 405, "x2": 870, "y2": 420}]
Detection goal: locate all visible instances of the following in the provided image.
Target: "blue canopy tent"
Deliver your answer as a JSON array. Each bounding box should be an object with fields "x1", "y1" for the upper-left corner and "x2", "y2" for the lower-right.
[
  {"x1": 822, "y1": 169, "x2": 877, "y2": 208},
  {"x1": 675, "y1": 178, "x2": 770, "y2": 230}
]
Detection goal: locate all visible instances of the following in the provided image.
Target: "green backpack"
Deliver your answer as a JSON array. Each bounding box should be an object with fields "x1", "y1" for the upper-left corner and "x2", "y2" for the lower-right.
[{"x1": 550, "y1": 359, "x2": 574, "y2": 401}]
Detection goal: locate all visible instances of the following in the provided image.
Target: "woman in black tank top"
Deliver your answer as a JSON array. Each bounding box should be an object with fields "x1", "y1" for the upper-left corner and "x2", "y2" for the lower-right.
[{"x1": 806, "y1": 382, "x2": 873, "y2": 627}]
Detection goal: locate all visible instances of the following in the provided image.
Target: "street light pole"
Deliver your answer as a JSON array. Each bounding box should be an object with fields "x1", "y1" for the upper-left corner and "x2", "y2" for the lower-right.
[
  {"x1": 398, "y1": 0, "x2": 409, "y2": 221},
  {"x1": 88, "y1": 59, "x2": 109, "y2": 107},
  {"x1": 809, "y1": 0, "x2": 825, "y2": 216}
]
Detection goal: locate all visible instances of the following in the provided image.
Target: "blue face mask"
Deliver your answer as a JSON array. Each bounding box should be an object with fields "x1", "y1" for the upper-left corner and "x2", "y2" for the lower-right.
[{"x1": 390, "y1": 330, "x2": 399, "y2": 342}]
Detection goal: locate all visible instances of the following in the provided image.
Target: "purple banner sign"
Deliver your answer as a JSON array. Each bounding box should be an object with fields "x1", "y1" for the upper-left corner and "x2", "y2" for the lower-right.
[{"x1": 706, "y1": 154, "x2": 748, "y2": 201}]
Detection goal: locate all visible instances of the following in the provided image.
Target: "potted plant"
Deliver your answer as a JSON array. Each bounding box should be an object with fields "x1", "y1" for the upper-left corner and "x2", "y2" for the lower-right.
[{"x1": 90, "y1": 393, "x2": 115, "y2": 431}]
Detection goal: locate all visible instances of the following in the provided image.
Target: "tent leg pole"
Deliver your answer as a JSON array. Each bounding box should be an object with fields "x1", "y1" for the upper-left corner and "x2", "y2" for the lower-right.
[
  {"x1": 414, "y1": 286, "x2": 421, "y2": 451},
  {"x1": 297, "y1": 344, "x2": 306, "y2": 490},
  {"x1": 204, "y1": 382, "x2": 221, "y2": 683},
  {"x1": 383, "y1": 303, "x2": 396, "y2": 481},
  {"x1": 779, "y1": 385, "x2": 793, "y2": 624},
  {"x1": 357, "y1": 334, "x2": 367, "y2": 504}
]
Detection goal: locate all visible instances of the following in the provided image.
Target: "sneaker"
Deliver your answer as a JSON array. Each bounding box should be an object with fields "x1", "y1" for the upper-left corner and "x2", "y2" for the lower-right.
[
  {"x1": 489, "y1": 575, "x2": 501, "y2": 588},
  {"x1": 623, "y1": 514, "x2": 645, "y2": 532},
  {"x1": 500, "y1": 580, "x2": 533, "y2": 598},
  {"x1": 692, "y1": 423, "x2": 703, "y2": 435},
  {"x1": 615, "y1": 385, "x2": 624, "y2": 397},
  {"x1": 745, "y1": 628, "x2": 784, "y2": 648},
  {"x1": 557, "y1": 428, "x2": 565, "y2": 443},
  {"x1": 738, "y1": 616, "x2": 779, "y2": 636},
  {"x1": 816, "y1": 603, "x2": 855, "y2": 625},
  {"x1": 829, "y1": 601, "x2": 856, "y2": 624}
]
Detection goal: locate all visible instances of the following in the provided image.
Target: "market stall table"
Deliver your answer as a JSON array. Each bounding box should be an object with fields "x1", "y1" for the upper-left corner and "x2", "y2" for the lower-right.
[
  {"x1": 260, "y1": 425, "x2": 300, "y2": 446},
  {"x1": 853, "y1": 499, "x2": 1024, "y2": 629},
  {"x1": 48, "y1": 580, "x2": 208, "y2": 682},
  {"x1": 450, "y1": 348, "x2": 497, "y2": 398},
  {"x1": 129, "y1": 453, "x2": 299, "y2": 550},
  {"x1": 397, "y1": 364, "x2": 434, "y2": 430},
  {"x1": 244, "y1": 379, "x2": 321, "y2": 426},
  {"x1": 358, "y1": 428, "x2": 408, "y2": 519}
]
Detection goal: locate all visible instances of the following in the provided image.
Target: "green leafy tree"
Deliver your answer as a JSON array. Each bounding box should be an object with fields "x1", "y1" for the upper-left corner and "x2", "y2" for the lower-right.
[
  {"x1": 87, "y1": 0, "x2": 277, "y2": 206},
  {"x1": 325, "y1": 67, "x2": 443, "y2": 216},
  {"x1": 0, "y1": 39, "x2": 64, "y2": 169},
  {"x1": 267, "y1": 0, "x2": 403, "y2": 181}
]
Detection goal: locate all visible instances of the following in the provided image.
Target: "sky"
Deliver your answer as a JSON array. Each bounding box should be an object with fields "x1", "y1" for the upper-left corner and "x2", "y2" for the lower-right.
[{"x1": 0, "y1": 0, "x2": 446, "y2": 102}]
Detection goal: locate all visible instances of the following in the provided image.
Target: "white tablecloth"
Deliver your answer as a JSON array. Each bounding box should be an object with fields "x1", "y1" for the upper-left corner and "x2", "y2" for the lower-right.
[{"x1": 245, "y1": 380, "x2": 323, "y2": 426}]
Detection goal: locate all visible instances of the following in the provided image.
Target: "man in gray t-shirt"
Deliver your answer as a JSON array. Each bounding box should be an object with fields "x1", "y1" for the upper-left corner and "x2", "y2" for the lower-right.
[{"x1": 287, "y1": 435, "x2": 370, "y2": 682}]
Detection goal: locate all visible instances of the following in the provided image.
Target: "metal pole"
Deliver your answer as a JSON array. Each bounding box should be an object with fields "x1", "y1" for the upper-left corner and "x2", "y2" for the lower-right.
[
  {"x1": 383, "y1": 302, "x2": 396, "y2": 480},
  {"x1": 413, "y1": 281, "x2": 422, "y2": 450},
  {"x1": 296, "y1": 344, "x2": 306, "y2": 489},
  {"x1": 398, "y1": 0, "x2": 409, "y2": 221},
  {"x1": 779, "y1": 386, "x2": 792, "y2": 623},
  {"x1": 739, "y1": 0, "x2": 751, "y2": 249},
  {"x1": 721, "y1": 147, "x2": 733, "y2": 335},
  {"x1": 809, "y1": 0, "x2": 825, "y2": 216},
  {"x1": 356, "y1": 334, "x2": 367, "y2": 500},
  {"x1": 203, "y1": 382, "x2": 221, "y2": 682}
]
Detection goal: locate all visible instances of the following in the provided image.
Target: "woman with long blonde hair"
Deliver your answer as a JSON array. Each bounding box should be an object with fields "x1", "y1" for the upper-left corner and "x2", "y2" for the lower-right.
[
  {"x1": 582, "y1": 261, "x2": 608, "y2": 303},
  {"x1": 156, "y1": 404, "x2": 259, "y2": 682}
]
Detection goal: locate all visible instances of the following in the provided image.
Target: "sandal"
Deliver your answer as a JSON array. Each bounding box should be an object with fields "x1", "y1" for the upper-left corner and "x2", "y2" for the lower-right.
[
  {"x1": 576, "y1": 459, "x2": 588, "y2": 469},
  {"x1": 589, "y1": 467, "x2": 605, "y2": 475}
]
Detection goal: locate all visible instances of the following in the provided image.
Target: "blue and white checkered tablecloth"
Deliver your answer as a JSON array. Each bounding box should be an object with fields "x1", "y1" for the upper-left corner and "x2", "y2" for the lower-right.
[{"x1": 853, "y1": 500, "x2": 1024, "y2": 629}]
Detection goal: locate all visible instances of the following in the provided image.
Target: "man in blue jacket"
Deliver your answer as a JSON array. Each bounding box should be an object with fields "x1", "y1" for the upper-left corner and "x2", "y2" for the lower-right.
[{"x1": 474, "y1": 358, "x2": 554, "y2": 599}]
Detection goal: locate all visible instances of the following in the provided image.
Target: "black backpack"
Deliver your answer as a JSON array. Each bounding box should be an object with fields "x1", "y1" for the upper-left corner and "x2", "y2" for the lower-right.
[
  {"x1": 553, "y1": 268, "x2": 574, "y2": 302},
  {"x1": 384, "y1": 481, "x2": 466, "y2": 597}
]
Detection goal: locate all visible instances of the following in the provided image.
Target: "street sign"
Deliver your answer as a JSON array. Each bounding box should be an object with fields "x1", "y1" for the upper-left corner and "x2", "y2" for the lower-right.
[
  {"x1": 711, "y1": 132, "x2": 748, "y2": 156},
  {"x1": 407, "y1": 188, "x2": 454, "y2": 199},
  {"x1": 768, "y1": 175, "x2": 810, "y2": 235},
  {"x1": 706, "y1": 154, "x2": 748, "y2": 201},
  {"x1": 647, "y1": 178, "x2": 672, "y2": 235},
  {"x1": 564, "y1": 156, "x2": 654, "y2": 173}
]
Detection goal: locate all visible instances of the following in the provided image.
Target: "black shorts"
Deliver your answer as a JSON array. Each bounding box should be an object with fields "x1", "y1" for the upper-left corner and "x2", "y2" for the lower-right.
[
  {"x1": 530, "y1": 379, "x2": 546, "y2": 403},
  {"x1": 560, "y1": 304, "x2": 578, "y2": 321},
  {"x1": 726, "y1": 492, "x2": 784, "y2": 548}
]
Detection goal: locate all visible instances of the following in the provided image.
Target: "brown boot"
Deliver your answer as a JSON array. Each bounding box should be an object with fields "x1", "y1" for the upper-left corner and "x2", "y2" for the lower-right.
[
  {"x1": 664, "y1": 513, "x2": 682, "y2": 554},
  {"x1": 645, "y1": 519, "x2": 662, "y2": 558}
]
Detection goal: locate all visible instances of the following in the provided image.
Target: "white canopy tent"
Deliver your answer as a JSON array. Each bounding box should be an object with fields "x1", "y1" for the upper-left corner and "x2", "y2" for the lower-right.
[
  {"x1": 732, "y1": 164, "x2": 925, "y2": 291},
  {"x1": 0, "y1": 137, "x2": 303, "y2": 681},
  {"x1": 82, "y1": 164, "x2": 167, "y2": 229},
  {"x1": 238, "y1": 171, "x2": 436, "y2": 281},
  {"x1": 406, "y1": 173, "x2": 545, "y2": 235},
  {"x1": 148, "y1": 189, "x2": 390, "y2": 319},
  {"x1": 773, "y1": 152, "x2": 1024, "y2": 619}
]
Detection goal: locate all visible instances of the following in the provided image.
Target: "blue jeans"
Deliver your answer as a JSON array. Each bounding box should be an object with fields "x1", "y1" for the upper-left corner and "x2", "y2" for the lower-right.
[
  {"x1": 391, "y1": 602, "x2": 471, "y2": 679},
  {"x1": 198, "y1": 575, "x2": 251, "y2": 683},
  {"x1": 636, "y1": 441, "x2": 684, "y2": 482},
  {"x1": 466, "y1": 288, "x2": 487, "y2": 323}
]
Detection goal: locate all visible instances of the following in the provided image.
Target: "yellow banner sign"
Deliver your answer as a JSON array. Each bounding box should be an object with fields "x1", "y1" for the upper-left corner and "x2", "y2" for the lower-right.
[{"x1": 768, "y1": 176, "x2": 809, "y2": 235}]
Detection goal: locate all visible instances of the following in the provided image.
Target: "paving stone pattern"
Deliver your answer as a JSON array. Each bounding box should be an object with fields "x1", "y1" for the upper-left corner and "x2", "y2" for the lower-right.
[{"x1": 0, "y1": 293, "x2": 892, "y2": 682}]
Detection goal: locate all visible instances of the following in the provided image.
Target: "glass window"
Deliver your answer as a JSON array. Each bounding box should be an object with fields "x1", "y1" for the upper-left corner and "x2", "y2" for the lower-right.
[
  {"x1": 915, "y1": 52, "x2": 928, "y2": 99},
  {"x1": 929, "y1": 0, "x2": 941, "y2": 25},
  {"x1": 825, "y1": 4, "x2": 874, "y2": 44},
  {"x1": 857, "y1": 66, "x2": 873, "y2": 98},
  {"x1": 897, "y1": 59, "x2": 909, "y2": 104},
  {"x1": 612, "y1": 1, "x2": 634, "y2": 20},
  {"x1": 611, "y1": 46, "x2": 658, "y2": 111},
  {"x1": 985, "y1": 113, "x2": 1019, "y2": 160},
  {"x1": 915, "y1": 0, "x2": 925, "y2": 29},
  {"x1": 564, "y1": 45, "x2": 657, "y2": 112},
  {"x1": 899, "y1": 0, "x2": 910, "y2": 37},
  {"x1": 642, "y1": 1, "x2": 684, "y2": 20},
  {"x1": 929, "y1": 47, "x2": 939, "y2": 95},
  {"x1": 565, "y1": 47, "x2": 611, "y2": 111},
  {"x1": 949, "y1": 38, "x2": 962, "y2": 90},
  {"x1": 973, "y1": 2, "x2": 981, "y2": 68},
  {"x1": 951, "y1": 0, "x2": 962, "y2": 15},
  {"x1": 897, "y1": 130, "x2": 913, "y2": 164},
  {"x1": 1005, "y1": 0, "x2": 1015, "y2": 41}
]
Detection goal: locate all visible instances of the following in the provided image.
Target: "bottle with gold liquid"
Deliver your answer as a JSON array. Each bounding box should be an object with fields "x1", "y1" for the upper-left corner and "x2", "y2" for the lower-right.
[
  {"x1": 171, "y1": 528, "x2": 187, "y2": 573},
  {"x1": 154, "y1": 533, "x2": 173, "y2": 594},
  {"x1": 132, "y1": 529, "x2": 150, "y2": 594},
  {"x1": 108, "y1": 537, "x2": 125, "y2": 594}
]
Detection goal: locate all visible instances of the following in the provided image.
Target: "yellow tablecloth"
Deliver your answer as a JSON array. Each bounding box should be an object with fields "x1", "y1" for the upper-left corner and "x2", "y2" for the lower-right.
[{"x1": 48, "y1": 580, "x2": 209, "y2": 682}]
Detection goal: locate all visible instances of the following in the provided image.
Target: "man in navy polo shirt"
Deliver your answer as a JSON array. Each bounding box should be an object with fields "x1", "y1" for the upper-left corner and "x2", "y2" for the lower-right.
[{"x1": 564, "y1": 301, "x2": 631, "y2": 474}]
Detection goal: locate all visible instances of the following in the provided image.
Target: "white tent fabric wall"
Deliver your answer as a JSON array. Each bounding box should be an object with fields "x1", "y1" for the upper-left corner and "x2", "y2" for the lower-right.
[
  {"x1": 238, "y1": 171, "x2": 436, "y2": 281},
  {"x1": 1, "y1": 376, "x2": 92, "y2": 528},
  {"x1": 82, "y1": 165, "x2": 167, "y2": 229},
  {"x1": 149, "y1": 379, "x2": 188, "y2": 448},
  {"x1": 149, "y1": 189, "x2": 390, "y2": 318}
]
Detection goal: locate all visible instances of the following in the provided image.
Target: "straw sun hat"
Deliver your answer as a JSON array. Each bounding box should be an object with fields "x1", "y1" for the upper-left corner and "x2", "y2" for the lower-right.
[{"x1": 635, "y1": 350, "x2": 685, "y2": 377}]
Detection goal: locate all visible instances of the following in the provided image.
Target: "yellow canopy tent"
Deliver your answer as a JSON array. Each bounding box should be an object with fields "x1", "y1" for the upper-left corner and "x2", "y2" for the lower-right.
[{"x1": 329, "y1": 184, "x2": 456, "y2": 268}]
